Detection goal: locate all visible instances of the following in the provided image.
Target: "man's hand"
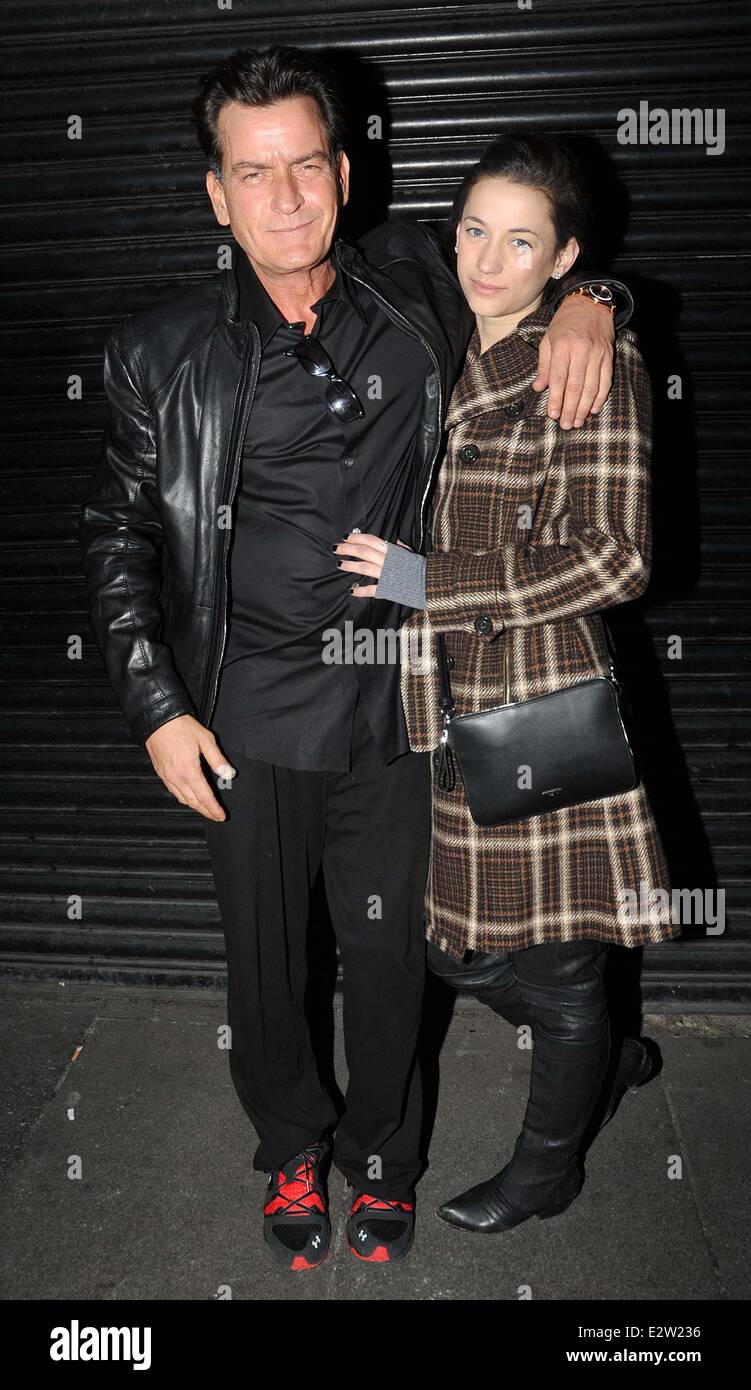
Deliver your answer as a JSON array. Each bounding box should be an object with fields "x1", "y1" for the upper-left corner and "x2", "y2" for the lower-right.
[
  {"x1": 533, "y1": 297, "x2": 615, "y2": 429},
  {"x1": 145, "y1": 714, "x2": 236, "y2": 821}
]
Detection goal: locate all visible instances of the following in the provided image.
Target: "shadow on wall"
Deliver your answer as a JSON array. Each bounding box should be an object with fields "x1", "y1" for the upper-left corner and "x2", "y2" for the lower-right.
[{"x1": 321, "y1": 47, "x2": 394, "y2": 239}]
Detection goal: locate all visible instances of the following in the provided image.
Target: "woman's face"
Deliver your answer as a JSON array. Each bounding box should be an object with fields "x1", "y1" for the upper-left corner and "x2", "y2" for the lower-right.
[{"x1": 455, "y1": 176, "x2": 579, "y2": 324}]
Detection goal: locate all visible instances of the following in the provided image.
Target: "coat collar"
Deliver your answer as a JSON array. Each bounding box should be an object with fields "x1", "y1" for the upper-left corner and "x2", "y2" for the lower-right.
[{"x1": 447, "y1": 296, "x2": 555, "y2": 428}]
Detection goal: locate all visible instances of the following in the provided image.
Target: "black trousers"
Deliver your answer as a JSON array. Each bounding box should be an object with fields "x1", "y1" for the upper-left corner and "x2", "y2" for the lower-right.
[{"x1": 203, "y1": 696, "x2": 432, "y2": 1201}]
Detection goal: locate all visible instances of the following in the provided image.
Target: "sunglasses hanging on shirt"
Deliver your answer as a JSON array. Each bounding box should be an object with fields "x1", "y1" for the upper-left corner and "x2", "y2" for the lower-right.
[{"x1": 283, "y1": 334, "x2": 365, "y2": 422}]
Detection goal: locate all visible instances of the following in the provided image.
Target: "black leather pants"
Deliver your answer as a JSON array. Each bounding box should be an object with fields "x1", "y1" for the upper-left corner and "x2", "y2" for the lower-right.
[{"x1": 427, "y1": 937, "x2": 611, "y2": 1209}]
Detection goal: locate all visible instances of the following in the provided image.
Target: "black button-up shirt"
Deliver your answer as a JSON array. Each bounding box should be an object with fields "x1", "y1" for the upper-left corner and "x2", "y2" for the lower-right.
[{"x1": 209, "y1": 239, "x2": 432, "y2": 771}]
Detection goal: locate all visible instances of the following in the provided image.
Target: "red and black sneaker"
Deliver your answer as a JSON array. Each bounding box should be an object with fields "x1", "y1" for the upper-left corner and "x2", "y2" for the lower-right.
[
  {"x1": 345, "y1": 1187, "x2": 416, "y2": 1263},
  {"x1": 263, "y1": 1141, "x2": 332, "y2": 1271}
]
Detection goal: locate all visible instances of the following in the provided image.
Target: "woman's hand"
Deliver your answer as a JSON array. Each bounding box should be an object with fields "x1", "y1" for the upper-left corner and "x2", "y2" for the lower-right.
[{"x1": 332, "y1": 533, "x2": 413, "y2": 598}]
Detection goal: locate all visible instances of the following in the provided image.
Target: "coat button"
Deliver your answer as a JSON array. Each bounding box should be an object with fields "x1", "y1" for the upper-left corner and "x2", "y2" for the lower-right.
[
  {"x1": 504, "y1": 397, "x2": 525, "y2": 419},
  {"x1": 474, "y1": 613, "x2": 493, "y2": 635},
  {"x1": 459, "y1": 443, "x2": 479, "y2": 463}
]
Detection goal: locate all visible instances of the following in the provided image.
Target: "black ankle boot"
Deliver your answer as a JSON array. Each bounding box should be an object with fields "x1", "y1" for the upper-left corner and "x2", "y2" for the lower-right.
[
  {"x1": 437, "y1": 1142, "x2": 583, "y2": 1233},
  {"x1": 437, "y1": 1005, "x2": 610, "y2": 1234}
]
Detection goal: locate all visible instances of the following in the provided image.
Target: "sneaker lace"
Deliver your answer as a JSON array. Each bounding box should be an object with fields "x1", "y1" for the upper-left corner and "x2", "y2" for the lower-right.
[
  {"x1": 269, "y1": 1145, "x2": 326, "y2": 1218},
  {"x1": 352, "y1": 1192, "x2": 414, "y2": 1217}
]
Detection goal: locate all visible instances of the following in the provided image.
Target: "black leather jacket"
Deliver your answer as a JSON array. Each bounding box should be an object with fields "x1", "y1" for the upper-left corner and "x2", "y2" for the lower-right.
[{"x1": 79, "y1": 219, "x2": 632, "y2": 746}]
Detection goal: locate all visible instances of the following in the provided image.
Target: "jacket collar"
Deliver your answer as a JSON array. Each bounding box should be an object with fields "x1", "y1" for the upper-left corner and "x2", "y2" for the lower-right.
[
  {"x1": 446, "y1": 296, "x2": 555, "y2": 425},
  {"x1": 467, "y1": 295, "x2": 555, "y2": 356}
]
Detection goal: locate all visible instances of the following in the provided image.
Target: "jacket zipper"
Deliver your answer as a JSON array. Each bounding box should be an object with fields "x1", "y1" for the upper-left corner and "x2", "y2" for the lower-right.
[
  {"x1": 199, "y1": 321, "x2": 261, "y2": 726},
  {"x1": 342, "y1": 267, "x2": 443, "y2": 552}
]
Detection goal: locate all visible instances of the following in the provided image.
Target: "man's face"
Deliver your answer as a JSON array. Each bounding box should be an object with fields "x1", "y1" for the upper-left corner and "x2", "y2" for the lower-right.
[{"x1": 205, "y1": 95, "x2": 350, "y2": 278}]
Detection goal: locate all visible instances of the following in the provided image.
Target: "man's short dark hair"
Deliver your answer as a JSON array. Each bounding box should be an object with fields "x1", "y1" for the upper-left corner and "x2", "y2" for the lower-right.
[{"x1": 191, "y1": 45, "x2": 348, "y2": 181}]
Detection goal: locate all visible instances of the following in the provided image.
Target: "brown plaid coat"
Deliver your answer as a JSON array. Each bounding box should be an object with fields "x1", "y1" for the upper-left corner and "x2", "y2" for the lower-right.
[{"x1": 400, "y1": 299, "x2": 682, "y2": 958}]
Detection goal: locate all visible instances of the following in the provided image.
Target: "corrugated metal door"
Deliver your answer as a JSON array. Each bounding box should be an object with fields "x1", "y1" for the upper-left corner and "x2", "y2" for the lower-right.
[{"x1": 1, "y1": 0, "x2": 748, "y2": 1003}]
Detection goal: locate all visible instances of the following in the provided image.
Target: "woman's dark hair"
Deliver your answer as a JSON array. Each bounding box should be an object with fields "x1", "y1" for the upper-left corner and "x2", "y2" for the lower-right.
[
  {"x1": 445, "y1": 133, "x2": 592, "y2": 289},
  {"x1": 191, "y1": 45, "x2": 348, "y2": 181}
]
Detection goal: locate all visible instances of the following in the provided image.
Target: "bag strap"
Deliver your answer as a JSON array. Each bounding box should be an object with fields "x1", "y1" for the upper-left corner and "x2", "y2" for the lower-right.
[
  {"x1": 437, "y1": 629, "x2": 511, "y2": 713},
  {"x1": 600, "y1": 614, "x2": 622, "y2": 686},
  {"x1": 437, "y1": 614, "x2": 622, "y2": 718},
  {"x1": 435, "y1": 632, "x2": 455, "y2": 718},
  {"x1": 434, "y1": 634, "x2": 457, "y2": 790}
]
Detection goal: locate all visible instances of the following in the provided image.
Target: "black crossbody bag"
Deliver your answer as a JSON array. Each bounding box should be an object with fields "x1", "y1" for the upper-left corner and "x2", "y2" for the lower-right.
[{"x1": 434, "y1": 620, "x2": 639, "y2": 826}]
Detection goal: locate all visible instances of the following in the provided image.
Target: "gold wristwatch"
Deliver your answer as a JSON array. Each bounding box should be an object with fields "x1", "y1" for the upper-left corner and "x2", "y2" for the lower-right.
[{"x1": 564, "y1": 283, "x2": 616, "y2": 315}]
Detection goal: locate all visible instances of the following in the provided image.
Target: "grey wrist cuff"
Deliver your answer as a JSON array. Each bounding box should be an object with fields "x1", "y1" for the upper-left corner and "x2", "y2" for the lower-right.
[{"x1": 374, "y1": 542, "x2": 427, "y2": 609}]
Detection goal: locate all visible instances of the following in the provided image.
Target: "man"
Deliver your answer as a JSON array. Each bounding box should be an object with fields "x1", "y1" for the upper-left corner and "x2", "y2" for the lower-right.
[{"x1": 80, "y1": 45, "x2": 633, "y2": 1270}]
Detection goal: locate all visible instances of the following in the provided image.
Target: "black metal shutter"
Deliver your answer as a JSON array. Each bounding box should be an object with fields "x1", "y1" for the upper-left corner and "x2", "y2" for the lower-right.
[{"x1": 1, "y1": 1, "x2": 748, "y2": 1003}]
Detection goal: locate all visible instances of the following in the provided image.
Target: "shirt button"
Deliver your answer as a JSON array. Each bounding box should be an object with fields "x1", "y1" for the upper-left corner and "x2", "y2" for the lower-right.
[
  {"x1": 343, "y1": 455, "x2": 355, "y2": 469},
  {"x1": 504, "y1": 398, "x2": 525, "y2": 419},
  {"x1": 459, "y1": 444, "x2": 479, "y2": 463},
  {"x1": 474, "y1": 613, "x2": 493, "y2": 635}
]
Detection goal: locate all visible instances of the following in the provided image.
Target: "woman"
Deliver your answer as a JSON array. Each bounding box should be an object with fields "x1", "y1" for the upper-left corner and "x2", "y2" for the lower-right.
[{"x1": 336, "y1": 134, "x2": 682, "y2": 1233}]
